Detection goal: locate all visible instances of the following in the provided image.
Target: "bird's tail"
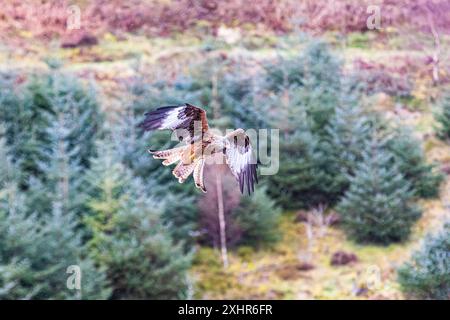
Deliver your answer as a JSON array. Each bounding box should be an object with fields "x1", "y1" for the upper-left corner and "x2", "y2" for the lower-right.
[{"x1": 149, "y1": 147, "x2": 184, "y2": 166}]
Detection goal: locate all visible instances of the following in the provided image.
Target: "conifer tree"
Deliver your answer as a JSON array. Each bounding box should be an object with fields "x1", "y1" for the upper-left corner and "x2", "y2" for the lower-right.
[
  {"x1": 219, "y1": 66, "x2": 269, "y2": 130},
  {"x1": 324, "y1": 103, "x2": 372, "y2": 192},
  {"x1": 84, "y1": 143, "x2": 192, "y2": 299},
  {"x1": 28, "y1": 202, "x2": 110, "y2": 299},
  {"x1": 110, "y1": 115, "x2": 199, "y2": 247},
  {"x1": 0, "y1": 137, "x2": 108, "y2": 299},
  {"x1": 435, "y1": 92, "x2": 450, "y2": 141},
  {"x1": 233, "y1": 187, "x2": 281, "y2": 247},
  {"x1": 27, "y1": 112, "x2": 88, "y2": 218},
  {"x1": 26, "y1": 72, "x2": 103, "y2": 168},
  {"x1": 0, "y1": 73, "x2": 50, "y2": 183},
  {"x1": 387, "y1": 129, "x2": 443, "y2": 198},
  {"x1": 0, "y1": 196, "x2": 110, "y2": 299},
  {"x1": 336, "y1": 135, "x2": 422, "y2": 244},
  {"x1": 263, "y1": 40, "x2": 342, "y2": 134},
  {"x1": 266, "y1": 129, "x2": 340, "y2": 209},
  {"x1": 0, "y1": 125, "x2": 19, "y2": 186},
  {"x1": 0, "y1": 72, "x2": 102, "y2": 186},
  {"x1": 0, "y1": 184, "x2": 42, "y2": 299},
  {"x1": 398, "y1": 222, "x2": 450, "y2": 299}
]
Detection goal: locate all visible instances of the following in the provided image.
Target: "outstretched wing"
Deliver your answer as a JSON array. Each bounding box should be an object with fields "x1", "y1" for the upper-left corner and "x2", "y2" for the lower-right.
[
  {"x1": 139, "y1": 103, "x2": 209, "y2": 142},
  {"x1": 224, "y1": 132, "x2": 258, "y2": 195}
]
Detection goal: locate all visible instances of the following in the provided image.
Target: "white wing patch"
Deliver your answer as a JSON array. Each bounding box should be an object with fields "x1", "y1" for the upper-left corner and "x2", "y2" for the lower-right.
[
  {"x1": 224, "y1": 133, "x2": 258, "y2": 194},
  {"x1": 139, "y1": 104, "x2": 209, "y2": 143},
  {"x1": 161, "y1": 107, "x2": 184, "y2": 129}
]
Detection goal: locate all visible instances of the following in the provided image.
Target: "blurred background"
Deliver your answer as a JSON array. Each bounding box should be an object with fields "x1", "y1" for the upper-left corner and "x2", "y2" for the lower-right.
[{"x1": 0, "y1": 0, "x2": 449, "y2": 300}]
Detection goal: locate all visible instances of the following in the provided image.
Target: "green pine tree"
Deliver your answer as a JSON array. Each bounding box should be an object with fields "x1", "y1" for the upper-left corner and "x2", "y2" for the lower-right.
[
  {"x1": 324, "y1": 103, "x2": 372, "y2": 192},
  {"x1": 27, "y1": 201, "x2": 110, "y2": 299},
  {"x1": 398, "y1": 222, "x2": 450, "y2": 299},
  {"x1": 84, "y1": 143, "x2": 192, "y2": 299},
  {"x1": 266, "y1": 130, "x2": 340, "y2": 209},
  {"x1": 435, "y1": 92, "x2": 450, "y2": 141},
  {"x1": 0, "y1": 184, "x2": 42, "y2": 299},
  {"x1": 0, "y1": 138, "x2": 108, "y2": 299},
  {"x1": 233, "y1": 187, "x2": 281, "y2": 247},
  {"x1": 26, "y1": 113, "x2": 88, "y2": 218},
  {"x1": 0, "y1": 125, "x2": 20, "y2": 186},
  {"x1": 337, "y1": 135, "x2": 422, "y2": 244},
  {"x1": 110, "y1": 115, "x2": 199, "y2": 247},
  {"x1": 0, "y1": 71, "x2": 103, "y2": 186},
  {"x1": 25, "y1": 72, "x2": 103, "y2": 168},
  {"x1": 0, "y1": 73, "x2": 50, "y2": 183},
  {"x1": 263, "y1": 40, "x2": 342, "y2": 134},
  {"x1": 387, "y1": 129, "x2": 443, "y2": 198}
]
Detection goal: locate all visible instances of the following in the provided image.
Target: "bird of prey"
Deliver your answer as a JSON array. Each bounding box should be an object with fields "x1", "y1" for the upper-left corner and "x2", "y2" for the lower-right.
[{"x1": 139, "y1": 103, "x2": 258, "y2": 194}]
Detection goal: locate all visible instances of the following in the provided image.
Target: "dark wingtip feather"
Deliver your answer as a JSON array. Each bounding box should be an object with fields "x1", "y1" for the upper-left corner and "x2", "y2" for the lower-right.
[
  {"x1": 239, "y1": 172, "x2": 244, "y2": 194},
  {"x1": 254, "y1": 164, "x2": 259, "y2": 184},
  {"x1": 246, "y1": 169, "x2": 251, "y2": 195},
  {"x1": 139, "y1": 105, "x2": 181, "y2": 131},
  {"x1": 139, "y1": 112, "x2": 166, "y2": 131},
  {"x1": 236, "y1": 163, "x2": 258, "y2": 195},
  {"x1": 155, "y1": 105, "x2": 180, "y2": 111}
]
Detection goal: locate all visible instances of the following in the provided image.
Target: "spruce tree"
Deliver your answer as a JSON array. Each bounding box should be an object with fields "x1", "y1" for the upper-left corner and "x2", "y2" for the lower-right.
[
  {"x1": 219, "y1": 66, "x2": 269, "y2": 130},
  {"x1": 0, "y1": 71, "x2": 103, "y2": 186},
  {"x1": 0, "y1": 138, "x2": 108, "y2": 299},
  {"x1": 0, "y1": 196, "x2": 110, "y2": 299},
  {"x1": 25, "y1": 72, "x2": 103, "y2": 168},
  {"x1": 266, "y1": 129, "x2": 340, "y2": 209},
  {"x1": 435, "y1": 93, "x2": 450, "y2": 141},
  {"x1": 0, "y1": 184, "x2": 42, "y2": 299},
  {"x1": 0, "y1": 125, "x2": 19, "y2": 186},
  {"x1": 110, "y1": 115, "x2": 199, "y2": 247},
  {"x1": 233, "y1": 187, "x2": 281, "y2": 247},
  {"x1": 84, "y1": 143, "x2": 192, "y2": 299},
  {"x1": 398, "y1": 222, "x2": 450, "y2": 299},
  {"x1": 27, "y1": 112, "x2": 88, "y2": 218},
  {"x1": 387, "y1": 129, "x2": 443, "y2": 198},
  {"x1": 299, "y1": 41, "x2": 342, "y2": 133},
  {"x1": 262, "y1": 40, "x2": 342, "y2": 134},
  {"x1": 324, "y1": 103, "x2": 372, "y2": 193},
  {"x1": 336, "y1": 135, "x2": 422, "y2": 244},
  {"x1": 27, "y1": 202, "x2": 110, "y2": 299},
  {"x1": 0, "y1": 73, "x2": 50, "y2": 183}
]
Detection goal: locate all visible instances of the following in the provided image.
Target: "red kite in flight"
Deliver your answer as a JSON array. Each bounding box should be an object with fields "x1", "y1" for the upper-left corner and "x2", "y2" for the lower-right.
[{"x1": 139, "y1": 103, "x2": 258, "y2": 194}]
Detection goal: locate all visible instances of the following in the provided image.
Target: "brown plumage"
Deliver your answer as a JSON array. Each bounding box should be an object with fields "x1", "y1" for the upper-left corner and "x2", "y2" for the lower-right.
[{"x1": 139, "y1": 103, "x2": 258, "y2": 194}]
